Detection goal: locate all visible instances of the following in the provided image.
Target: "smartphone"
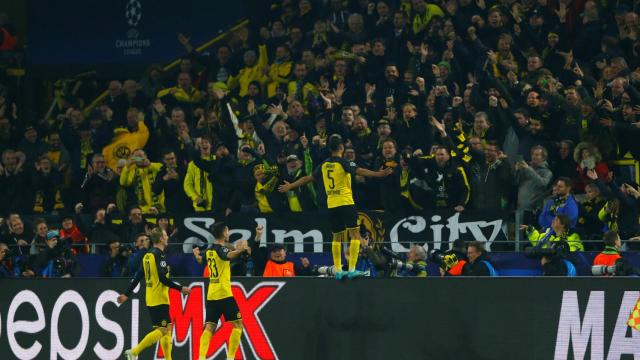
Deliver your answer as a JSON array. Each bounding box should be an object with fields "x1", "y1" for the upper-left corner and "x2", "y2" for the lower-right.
[{"x1": 516, "y1": 155, "x2": 524, "y2": 163}]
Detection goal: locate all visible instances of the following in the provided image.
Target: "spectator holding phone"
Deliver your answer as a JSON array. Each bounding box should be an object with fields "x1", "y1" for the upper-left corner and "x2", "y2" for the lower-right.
[{"x1": 120, "y1": 149, "x2": 165, "y2": 214}]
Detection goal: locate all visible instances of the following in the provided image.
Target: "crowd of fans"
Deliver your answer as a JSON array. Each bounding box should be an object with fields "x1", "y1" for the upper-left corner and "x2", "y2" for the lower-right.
[{"x1": 2, "y1": 0, "x2": 640, "y2": 277}]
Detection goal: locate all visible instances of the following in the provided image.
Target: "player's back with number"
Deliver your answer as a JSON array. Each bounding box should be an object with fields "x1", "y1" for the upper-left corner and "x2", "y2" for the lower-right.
[
  {"x1": 316, "y1": 156, "x2": 357, "y2": 208},
  {"x1": 205, "y1": 244, "x2": 233, "y2": 300},
  {"x1": 142, "y1": 248, "x2": 171, "y2": 306}
]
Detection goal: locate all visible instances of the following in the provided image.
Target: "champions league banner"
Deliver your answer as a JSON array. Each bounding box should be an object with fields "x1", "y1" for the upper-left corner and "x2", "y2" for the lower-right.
[
  {"x1": 26, "y1": 0, "x2": 244, "y2": 65},
  {"x1": 2, "y1": 278, "x2": 640, "y2": 360},
  {"x1": 176, "y1": 210, "x2": 510, "y2": 254}
]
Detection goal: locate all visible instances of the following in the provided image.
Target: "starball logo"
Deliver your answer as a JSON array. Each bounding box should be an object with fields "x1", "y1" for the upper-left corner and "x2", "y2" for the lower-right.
[
  {"x1": 116, "y1": 0, "x2": 151, "y2": 55},
  {"x1": 162, "y1": 282, "x2": 285, "y2": 360}
]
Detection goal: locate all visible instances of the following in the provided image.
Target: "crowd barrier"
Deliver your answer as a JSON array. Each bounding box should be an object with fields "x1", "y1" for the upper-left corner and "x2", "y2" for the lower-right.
[
  {"x1": 73, "y1": 251, "x2": 640, "y2": 277},
  {"x1": 2, "y1": 278, "x2": 640, "y2": 359},
  {"x1": 13, "y1": 209, "x2": 633, "y2": 277}
]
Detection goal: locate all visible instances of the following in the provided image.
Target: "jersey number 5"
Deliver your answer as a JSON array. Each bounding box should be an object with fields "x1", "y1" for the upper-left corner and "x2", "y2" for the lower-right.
[
  {"x1": 207, "y1": 257, "x2": 219, "y2": 278},
  {"x1": 327, "y1": 169, "x2": 335, "y2": 189}
]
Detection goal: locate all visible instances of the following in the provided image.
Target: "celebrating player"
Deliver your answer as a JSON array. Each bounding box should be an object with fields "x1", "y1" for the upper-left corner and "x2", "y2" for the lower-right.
[
  {"x1": 198, "y1": 221, "x2": 252, "y2": 360},
  {"x1": 118, "y1": 227, "x2": 190, "y2": 360},
  {"x1": 278, "y1": 134, "x2": 392, "y2": 279}
]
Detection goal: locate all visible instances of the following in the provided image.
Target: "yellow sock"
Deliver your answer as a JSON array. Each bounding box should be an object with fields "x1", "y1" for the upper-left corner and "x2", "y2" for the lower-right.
[
  {"x1": 348, "y1": 239, "x2": 360, "y2": 272},
  {"x1": 227, "y1": 327, "x2": 243, "y2": 359},
  {"x1": 160, "y1": 331, "x2": 173, "y2": 360},
  {"x1": 199, "y1": 329, "x2": 213, "y2": 360},
  {"x1": 331, "y1": 232, "x2": 343, "y2": 272},
  {"x1": 132, "y1": 328, "x2": 163, "y2": 356}
]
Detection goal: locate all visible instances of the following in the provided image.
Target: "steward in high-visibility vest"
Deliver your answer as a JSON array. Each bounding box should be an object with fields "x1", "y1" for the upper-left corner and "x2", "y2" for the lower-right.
[
  {"x1": 262, "y1": 244, "x2": 303, "y2": 277},
  {"x1": 593, "y1": 230, "x2": 623, "y2": 277}
]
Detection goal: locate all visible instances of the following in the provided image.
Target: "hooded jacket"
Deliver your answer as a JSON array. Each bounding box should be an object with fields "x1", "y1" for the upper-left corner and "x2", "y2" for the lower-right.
[
  {"x1": 516, "y1": 161, "x2": 553, "y2": 211},
  {"x1": 573, "y1": 142, "x2": 609, "y2": 193}
]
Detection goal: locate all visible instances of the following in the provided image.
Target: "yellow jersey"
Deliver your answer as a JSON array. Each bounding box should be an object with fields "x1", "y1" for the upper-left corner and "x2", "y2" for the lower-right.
[
  {"x1": 205, "y1": 244, "x2": 233, "y2": 300},
  {"x1": 314, "y1": 157, "x2": 357, "y2": 208},
  {"x1": 123, "y1": 248, "x2": 182, "y2": 307}
]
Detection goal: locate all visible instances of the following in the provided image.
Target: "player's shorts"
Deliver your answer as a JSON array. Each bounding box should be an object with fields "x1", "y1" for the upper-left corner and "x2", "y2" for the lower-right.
[
  {"x1": 328, "y1": 205, "x2": 358, "y2": 234},
  {"x1": 205, "y1": 296, "x2": 242, "y2": 324},
  {"x1": 147, "y1": 305, "x2": 171, "y2": 328}
]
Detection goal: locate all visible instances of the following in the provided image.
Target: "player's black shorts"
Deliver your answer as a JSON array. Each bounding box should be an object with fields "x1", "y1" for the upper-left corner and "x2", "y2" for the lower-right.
[
  {"x1": 328, "y1": 205, "x2": 358, "y2": 234},
  {"x1": 147, "y1": 305, "x2": 171, "y2": 328},
  {"x1": 206, "y1": 297, "x2": 242, "y2": 324}
]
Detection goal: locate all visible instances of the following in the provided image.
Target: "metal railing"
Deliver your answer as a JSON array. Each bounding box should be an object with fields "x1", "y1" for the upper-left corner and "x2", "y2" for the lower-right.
[{"x1": 4, "y1": 238, "x2": 618, "y2": 254}]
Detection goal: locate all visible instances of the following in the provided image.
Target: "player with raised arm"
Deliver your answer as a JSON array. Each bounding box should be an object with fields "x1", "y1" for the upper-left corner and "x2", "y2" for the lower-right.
[
  {"x1": 278, "y1": 134, "x2": 392, "y2": 279},
  {"x1": 118, "y1": 227, "x2": 190, "y2": 360},
  {"x1": 198, "y1": 221, "x2": 252, "y2": 360}
]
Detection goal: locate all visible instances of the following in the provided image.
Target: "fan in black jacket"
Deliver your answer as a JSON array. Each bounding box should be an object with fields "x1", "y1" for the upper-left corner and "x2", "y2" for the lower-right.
[
  {"x1": 152, "y1": 150, "x2": 191, "y2": 213},
  {"x1": 408, "y1": 145, "x2": 470, "y2": 211}
]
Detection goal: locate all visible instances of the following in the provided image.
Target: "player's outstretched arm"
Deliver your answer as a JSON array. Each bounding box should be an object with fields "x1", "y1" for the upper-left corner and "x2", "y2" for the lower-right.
[
  {"x1": 356, "y1": 167, "x2": 393, "y2": 178},
  {"x1": 227, "y1": 240, "x2": 250, "y2": 260},
  {"x1": 278, "y1": 175, "x2": 314, "y2": 192},
  {"x1": 118, "y1": 269, "x2": 144, "y2": 304},
  {"x1": 153, "y1": 252, "x2": 190, "y2": 294}
]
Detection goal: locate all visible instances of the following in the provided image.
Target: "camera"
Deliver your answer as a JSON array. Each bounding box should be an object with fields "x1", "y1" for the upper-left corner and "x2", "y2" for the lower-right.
[
  {"x1": 429, "y1": 249, "x2": 461, "y2": 271},
  {"x1": 591, "y1": 264, "x2": 618, "y2": 276},
  {"x1": 592, "y1": 258, "x2": 640, "y2": 276},
  {"x1": 119, "y1": 244, "x2": 133, "y2": 255},
  {"x1": 386, "y1": 258, "x2": 425, "y2": 273},
  {"x1": 524, "y1": 240, "x2": 570, "y2": 259},
  {"x1": 53, "y1": 257, "x2": 69, "y2": 274},
  {"x1": 381, "y1": 247, "x2": 426, "y2": 274},
  {"x1": 50, "y1": 255, "x2": 76, "y2": 277}
]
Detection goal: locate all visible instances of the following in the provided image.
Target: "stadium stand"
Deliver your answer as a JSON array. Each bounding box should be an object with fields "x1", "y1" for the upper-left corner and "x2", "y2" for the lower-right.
[{"x1": 2, "y1": 0, "x2": 640, "y2": 278}]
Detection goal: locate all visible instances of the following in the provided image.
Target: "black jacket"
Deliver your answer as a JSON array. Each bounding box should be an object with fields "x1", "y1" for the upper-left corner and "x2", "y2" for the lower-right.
[
  {"x1": 409, "y1": 157, "x2": 471, "y2": 209},
  {"x1": 462, "y1": 254, "x2": 495, "y2": 276},
  {"x1": 542, "y1": 257, "x2": 571, "y2": 276},
  {"x1": 2, "y1": 231, "x2": 31, "y2": 257},
  {"x1": 191, "y1": 154, "x2": 241, "y2": 212},
  {"x1": 101, "y1": 254, "x2": 128, "y2": 277},
  {"x1": 81, "y1": 169, "x2": 118, "y2": 212},
  {"x1": 152, "y1": 165, "x2": 191, "y2": 213},
  {"x1": 76, "y1": 215, "x2": 121, "y2": 246},
  {"x1": 373, "y1": 156, "x2": 404, "y2": 212},
  {"x1": 117, "y1": 220, "x2": 148, "y2": 245},
  {"x1": 594, "y1": 180, "x2": 639, "y2": 241},
  {"x1": 468, "y1": 151, "x2": 512, "y2": 210}
]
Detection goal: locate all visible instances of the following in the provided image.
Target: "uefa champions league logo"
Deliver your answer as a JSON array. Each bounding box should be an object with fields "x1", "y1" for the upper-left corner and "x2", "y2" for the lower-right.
[
  {"x1": 116, "y1": 0, "x2": 150, "y2": 54},
  {"x1": 125, "y1": 0, "x2": 142, "y2": 27}
]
